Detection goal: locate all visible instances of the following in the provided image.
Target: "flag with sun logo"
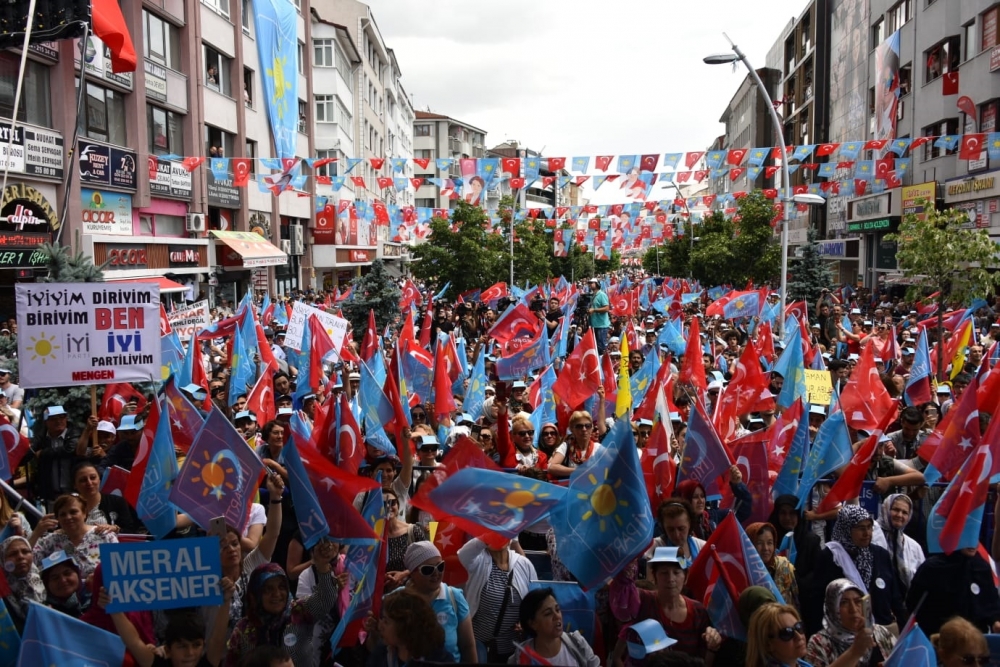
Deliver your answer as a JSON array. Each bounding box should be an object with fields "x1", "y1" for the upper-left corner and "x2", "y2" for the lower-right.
[
  {"x1": 549, "y1": 418, "x2": 654, "y2": 590},
  {"x1": 136, "y1": 396, "x2": 178, "y2": 539},
  {"x1": 252, "y1": 0, "x2": 298, "y2": 161},
  {"x1": 169, "y1": 407, "x2": 264, "y2": 533},
  {"x1": 428, "y1": 468, "x2": 568, "y2": 539}
]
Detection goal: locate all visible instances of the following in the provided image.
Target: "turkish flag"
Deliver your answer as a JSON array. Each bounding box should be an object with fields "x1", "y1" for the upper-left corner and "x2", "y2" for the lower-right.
[
  {"x1": 727, "y1": 148, "x2": 748, "y2": 166},
  {"x1": 863, "y1": 139, "x2": 888, "y2": 151},
  {"x1": 595, "y1": 155, "x2": 613, "y2": 172},
  {"x1": 764, "y1": 166, "x2": 780, "y2": 178},
  {"x1": 770, "y1": 146, "x2": 795, "y2": 160},
  {"x1": 501, "y1": 157, "x2": 520, "y2": 175},
  {"x1": 730, "y1": 168, "x2": 745, "y2": 181},
  {"x1": 679, "y1": 315, "x2": 707, "y2": 394},
  {"x1": 374, "y1": 177, "x2": 391, "y2": 189},
  {"x1": 854, "y1": 179, "x2": 868, "y2": 196},
  {"x1": 369, "y1": 157, "x2": 385, "y2": 171},
  {"x1": 816, "y1": 143, "x2": 840, "y2": 156},
  {"x1": 762, "y1": 188, "x2": 778, "y2": 199},
  {"x1": 702, "y1": 194, "x2": 716, "y2": 207},
  {"x1": 640, "y1": 154, "x2": 660, "y2": 171},
  {"x1": 552, "y1": 329, "x2": 602, "y2": 409},
  {"x1": 959, "y1": 134, "x2": 986, "y2": 160},
  {"x1": 351, "y1": 176, "x2": 366, "y2": 187},
  {"x1": 910, "y1": 137, "x2": 932, "y2": 151},
  {"x1": 684, "y1": 151, "x2": 705, "y2": 169},
  {"x1": 942, "y1": 70, "x2": 959, "y2": 95},
  {"x1": 413, "y1": 157, "x2": 430, "y2": 170},
  {"x1": 574, "y1": 175, "x2": 590, "y2": 187},
  {"x1": 548, "y1": 157, "x2": 566, "y2": 170},
  {"x1": 410, "y1": 178, "x2": 424, "y2": 189},
  {"x1": 836, "y1": 161, "x2": 855, "y2": 169},
  {"x1": 693, "y1": 170, "x2": 708, "y2": 183},
  {"x1": 147, "y1": 156, "x2": 158, "y2": 181},
  {"x1": 840, "y1": 344, "x2": 896, "y2": 431},
  {"x1": 181, "y1": 157, "x2": 205, "y2": 172},
  {"x1": 233, "y1": 159, "x2": 251, "y2": 186},
  {"x1": 509, "y1": 177, "x2": 525, "y2": 189},
  {"x1": 93, "y1": 0, "x2": 137, "y2": 72},
  {"x1": 875, "y1": 157, "x2": 894, "y2": 179},
  {"x1": 885, "y1": 171, "x2": 902, "y2": 188},
  {"x1": 675, "y1": 171, "x2": 691, "y2": 183}
]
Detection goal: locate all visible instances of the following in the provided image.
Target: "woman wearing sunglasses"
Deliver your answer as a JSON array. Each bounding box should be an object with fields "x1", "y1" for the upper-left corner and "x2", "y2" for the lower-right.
[
  {"x1": 385, "y1": 541, "x2": 476, "y2": 663},
  {"x1": 383, "y1": 490, "x2": 427, "y2": 592},
  {"x1": 548, "y1": 401, "x2": 607, "y2": 480},
  {"x1": 746, "y1": 602, "x2": 810, "y2": 667},
  {"x1": 511, "y1": 416, "x2": 548, "y2": 477},
  {"x1": 932, "y1": 617, "x2": 991, "y2": 667},
  {"x1": 805, "y1": 579, "x2": 896, "y2": 667}
]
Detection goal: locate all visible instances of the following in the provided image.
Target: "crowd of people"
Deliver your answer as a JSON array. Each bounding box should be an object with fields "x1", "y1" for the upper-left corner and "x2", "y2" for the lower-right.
[{"x1": 3, "y1": 271, "x2": 1000, "y2": 667}]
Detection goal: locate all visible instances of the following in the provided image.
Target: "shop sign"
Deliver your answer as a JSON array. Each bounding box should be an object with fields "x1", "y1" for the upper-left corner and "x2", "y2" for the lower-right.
[
  {"x1": 818, "y1": 241, "x2": 846, "y2": 258},
  {"x1": 901, "y1": 182, "x2": 936, "y2": 221},
  {"x1": 947, "y1": 175, "x2": 997, "y2": 197},
  {"x1": 992, "y1": 45, "x2": 1000, "y2": 73},
  {"x1": 144, "y1": 60, "x2": 167, "y2": 102},
  {"x1": 105, "y1": 244, "x2": 149, "y2": 268},
  {"x1": 350, "y1": 250, "x2": 369, "y2": 262},
  {"x1": 206, "y1": 170, "x2": 241, "y2": 209},
  {"x1": 0, "y1": 124, "x2": 64, "y2": 180},
  {"x1": 848, "y1": 194, "x2": 890, "y2": 220},
  {"x1": 846, "y1": 217, "x2": 896, "y2": 233},
  {"x1": 382, "y1": 243, "x2": 402, "y2": 257},
  {"x1": 79, "y1": 35, "x2": 133, "y2": 89},
  {"x1": 79, "y1": 140, "x2": 137, "y2": 191},
  {"x1": 168, "y1": 246, "x2": 202, "y2": 267},
  {"x1": 28, "y1": 42, "x2": 59, "y2": 61},
  {"x1": 0, "y1": 184, "x2": 58, "y2": 237},
  {"x1": 81, "y1": 189, "x2": 133, "y2": 236},
  {"x1": 148, "y1": 157, "x2": 192, "y2": 199}
]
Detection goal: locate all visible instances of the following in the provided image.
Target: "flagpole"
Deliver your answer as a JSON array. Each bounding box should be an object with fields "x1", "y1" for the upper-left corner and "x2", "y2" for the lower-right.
[{"x1": 510, "y1": 186, "x2": 518, "y2": 287}]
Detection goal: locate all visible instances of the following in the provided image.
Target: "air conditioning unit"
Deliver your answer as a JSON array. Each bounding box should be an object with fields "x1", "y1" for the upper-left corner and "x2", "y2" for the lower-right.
[
  {"x1": 185, "y1": 213, "x2": 206, "y2": 233},
  {"x1": 280, "y1": 239, "x2": 291, "y2": 255},
  {"x1": 289, "y1": 224, "x2": 304, "y2": 255}
]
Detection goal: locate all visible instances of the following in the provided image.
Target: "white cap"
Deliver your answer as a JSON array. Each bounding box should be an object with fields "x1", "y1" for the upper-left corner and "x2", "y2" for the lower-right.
[{"x1": 96, "y1": 420, "x2": 116, "y2": 435}]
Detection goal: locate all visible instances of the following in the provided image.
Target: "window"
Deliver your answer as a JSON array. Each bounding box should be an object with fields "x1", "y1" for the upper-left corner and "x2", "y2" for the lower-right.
[
  {"x1": 314, "y1": 39, "x2": 334, "y2": 67},
  {"x1": 922, "y1": 118, "x2": 959, "y2": 160},
  {"x1": 143, "y1": 10, "x2": 180, "y2": 69},
  {"x1": 871, "y1": 17, "x2": 885, "y2": 48},
  {"x1": 415, "y1": 148, "x2": 433, "y2": 160},
  {"x1": 315, "y1": 94, "x2": 335, "y2": 122},
  {"x1": 243, "y1": 68, "x2": 253, "y2": 107},
  {"x1": 245, "y1": 139, "x2": 256, "y2": 175},
  {"x1": 298, "y1": 42, "x2": 304, "y2": 75},
  {"x1": 205, "y1": 125, "x2": 234, "y2": 157},
  {"x1": 298, "y1": 99, "x2": 306, "y2": 133},
  {"x1": 415, "y1": 124, "x2": 432, "y2": 137},
  {"x1": 984, "y1": 6, "x2": 999, "y2": 50},
  {"x1": 964, "y1": 22, "x2": 977, "y2": 60},
  {"x1": 201, "y1": 0, "x2": 229, "y2": 19},
  {"x1": 416, "y1": 198, "x2": 436, "y2": 208},
  {"x1": 0, "y1": 54, "x2": 51, "y2": 127},
  {"x1": 925, "y1": 36, "x2": 961, "y2": 82},
  {"x1": 899, "y1": 63, "x2": 912, "y2": 96},
  {"x1": 76, "y1": 79, "x2": 126, "y2": 145},
  {"x1": 147, "y1": 105, "x2": 183, "y2": 155},
  {"x1": 241, "y1": 0, "x2": 251, "y2": 33},
  {"x1": 886, "y1": 0, "x2": 912, "y2": 32},
  {"x1": 314, "y1": 149, "x2": 338, "y2": 178},
  {"x1": 203, "y1": 44, "x2": 232, "y2": 96},
  {"x1": 334, "y1": 42, "x2": 349, "y2": 73}
]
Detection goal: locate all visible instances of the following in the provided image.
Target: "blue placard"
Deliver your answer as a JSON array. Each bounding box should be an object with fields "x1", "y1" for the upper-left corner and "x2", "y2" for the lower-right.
[
  {"x1": 100, "y1": 536, "x2": 222, "y2": 612},
  {"x1": 859, "y1": 480, "x2": 880, "y2": 517}
]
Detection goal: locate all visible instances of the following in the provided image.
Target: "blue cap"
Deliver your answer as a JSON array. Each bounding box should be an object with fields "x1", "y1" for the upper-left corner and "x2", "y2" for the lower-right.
[
  {"x1": 234, "y1": 410, "x2": 256, "y2": 422},
  {"x1": 456, "y1": 413, "x2": 475, "y2": 425},
  {"x1": 41, "y1": 550, "x2": 77, "y2": 574},
  {"x1": 182, "y1": 383, "x2": 207, "y2": 399},
  {"x1": 417, "y1": 434, "x2": 440, "y2": 448},
  {"x1": 648, "y1": 546, "x2": 687, "y2": 569},
  {"x1": 117, "y1": 414, "x2": 143, "y2": 431},
  {"x1": 636, "y1": 418, "x2": 654, "y2": 427},
  {"x1": 626, "y1": 619, "x2": 676, "y2": 659},
  {"x1": 44, "y1": 405, "x2": 66, "y2": 419}
]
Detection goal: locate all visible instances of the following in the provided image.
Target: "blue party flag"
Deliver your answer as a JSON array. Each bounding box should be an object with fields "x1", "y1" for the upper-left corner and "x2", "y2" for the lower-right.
[
  {"x1": 435, "y1": 157, "x2": 453, "y2": 171},
  {"x1": 988, "y1": 132, "x2": 1000, "y2": 161},
  {"x1": 796, "y1": 405, "x2": 853, "y2": 508},
  {"x1": 662, "y1": 153, "x2": 682, "y2": 170},
  {"x1": 464, "y1": 352, "x2": 487, "y2": 420},
  {"x1": 839, "y1": 142, "x2": 862, "y2": 160},
  {"x1": 884, "y1": 616, "x2": 935, "y2": 667},
  {"x1": 344, "y1": 157, "x2": 363, "y2": 173},
  {"x1": 903, "y1": 328, "x2": 933, "y2": 407},
  {"x1": 778, "y1": 530, "x2": 798, "y2": 566},
  {"x1": 429, "y1": 468, "x2": 567, "y2": 539},
  {"x1": 496, "y1": 329, "x2": 550, "y2": 381},
  {"x1": 17, "y1": 601, "x2": 125, "y2": 667},
  {"x1": 773, "y1": 322, "x2": 807, "y2": 409},
  {"x1": 571, "y1": 156, "x2": 590, "y2": 172},
  {"x1": 678, "y1": 402, "x2": 733, "y2": 499},
  {"x1": 934, "y1": 135, "x2": 960, "y2": 150},
  {"x1": 210, "y1": 158, "x2": 229, "y2": 181},
  {"x1": 618, "y1": 155, "x2": 637, "y2": 173},
  {"x1": 168, "y1": 407, "x2": 264, "y2": 533},
  {"x1": 792, "y1": 144, "x2": 815, "y2": 161},
  {"x1": 773, "y1": 403, "x2": 810, "y2": 499},
  {"x1": 136, "y1": 397, "x2": 178, "y2": 539},
  {"x1": 549, "y1": 418, "x2": 654, "y2": 590},
  {"x1": 283, "y1": 436, "x2": 330, "y2": 549},
  {"x1": 0, "y1": 589, "x2": 19, "y2": 666},
  {"x1": 252, "y1": 0, "x2": 297, "y2": 160},
  {"x1": 705, "y1": 150, "x2": 726, "y2": 169},
  {"x1": 889, "y1": 138, "x2": 911, "y2": 156}
]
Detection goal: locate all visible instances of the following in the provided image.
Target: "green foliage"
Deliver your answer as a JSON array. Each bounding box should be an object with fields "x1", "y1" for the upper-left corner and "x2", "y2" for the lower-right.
[
  {"x1": 886, "y1": 201, "x2": 1000, "y2": 304},
  {"x1": 595, "y1": 249, "x2": 622, "y2": 275},
  {"x1": 340, "y1": 258, "x2": 402, "y2": 335},
  {"x1": 644, "y1": 223, "x2": 693, "y2": 277},
  {"x1": 27, "y1": 243, "x2": 106, "y2": 431},
  {"x1": 688, "y1": 192, "x2": 780, "y2": 286},
  {"x1": 550, "y1": 244, "x2": 595, "y2": 282},
  {"x1": 409, "y1": 200, "x2": 508, "y2": 294},
  {"x1": 788, "y1": 226, "x2": 834, "y2": 304}
]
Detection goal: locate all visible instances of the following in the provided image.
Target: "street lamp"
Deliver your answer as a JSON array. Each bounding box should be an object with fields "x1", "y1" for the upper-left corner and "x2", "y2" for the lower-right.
[{"x1": 704, "y1": 34, "x2": 825, "y2": 335}]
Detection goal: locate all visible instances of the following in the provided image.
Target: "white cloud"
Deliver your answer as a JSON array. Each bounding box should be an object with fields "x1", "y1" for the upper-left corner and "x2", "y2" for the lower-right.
[{"x1": 374, "y1": 0, "x2": 808, "y2": 156}]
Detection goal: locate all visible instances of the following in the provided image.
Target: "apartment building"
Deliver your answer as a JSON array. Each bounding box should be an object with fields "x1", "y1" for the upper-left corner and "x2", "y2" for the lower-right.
[{"x1": 412, "y1": 110, "x2": 487, "y2": 210}]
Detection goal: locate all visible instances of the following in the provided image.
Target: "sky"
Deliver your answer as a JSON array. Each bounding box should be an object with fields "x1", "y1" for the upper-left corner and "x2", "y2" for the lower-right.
[{"x1": 374, "y1": 0, "x2": 810, "y2": 160}]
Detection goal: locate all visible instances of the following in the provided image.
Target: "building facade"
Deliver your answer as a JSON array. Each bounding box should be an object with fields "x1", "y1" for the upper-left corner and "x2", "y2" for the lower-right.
[{"x1": 412, "y1": 110, "x2": 487, "y2": 210}]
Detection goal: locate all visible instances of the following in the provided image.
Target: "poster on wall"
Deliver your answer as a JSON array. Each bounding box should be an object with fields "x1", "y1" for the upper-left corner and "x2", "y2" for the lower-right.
[
  {"x1": 167, "y1": 300, "x2": 211, "y2": 341},
  {"x1": 16, "y1": 283, "x2": 161, "y2": 388},
  {"x1": 81, "y1": 188, "x2": 133, "y2": 235},
  {"x1": 874, "y1": 30, "x2": 901, "y2": 145}
]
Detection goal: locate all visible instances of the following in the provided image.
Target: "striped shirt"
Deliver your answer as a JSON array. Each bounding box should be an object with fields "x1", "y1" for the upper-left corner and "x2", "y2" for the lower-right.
[{"x1": 471, "y1": 560, "x2": 520, "y2": 655}]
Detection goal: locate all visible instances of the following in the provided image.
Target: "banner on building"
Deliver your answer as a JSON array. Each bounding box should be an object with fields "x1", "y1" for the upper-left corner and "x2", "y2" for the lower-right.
[
  {"x1": 874, "y1": 30, "x2": 901, "y2": 145},
  {"x1": 15, "y1": 282, "x2": 161, "y2": 388},
  {"x1": 167, "y1": 300, "x2": 211, "y2": 341}
]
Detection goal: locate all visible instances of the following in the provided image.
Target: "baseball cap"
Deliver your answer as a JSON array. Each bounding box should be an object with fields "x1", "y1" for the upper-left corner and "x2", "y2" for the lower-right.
[
  {"x1": 117, "y1": 415, "x2": 143, "y2": 431},
  {"x1": 44, "y1": 405, "x2": 67, "y2": 419},
  {"x1": 234, "y1": 410, "x2": 257, "y2": 422},
  {"x1": 96, "y1": 420, "x2": 117, "y2": 435}
]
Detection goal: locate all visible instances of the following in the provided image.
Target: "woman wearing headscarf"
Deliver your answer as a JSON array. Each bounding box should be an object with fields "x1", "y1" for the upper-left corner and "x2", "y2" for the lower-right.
[
  {"x1": 872, "y1": 493, "x2": 924, "y2": 596},
  {"x1": 768, "y1": 494, "x2": 822, "y2": 598},
  {"x1": 805, "y1": 506, "x2": 904, "y2": 635},
  {"x1": 746, "y1": 522, "x2": 799, "y2": 611},
  {"x1": 224, "y1": 544, "x2": 346, "y2": 667},
  {"x1": 2, "y1": 535, "x2": 44, "y2": 631},
  {"x1": 804, "y1": 579, "x2": 896, "y2": 667}
]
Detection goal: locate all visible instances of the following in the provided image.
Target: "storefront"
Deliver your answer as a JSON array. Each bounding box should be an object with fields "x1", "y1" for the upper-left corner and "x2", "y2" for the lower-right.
[
  {"x1": 320, "y1": 249, "x2": 373, "y2": 291},
  {"x1": 0, "y1": 183, "x2": 60, "y2": 316},
  {"x1": 210, "y1": 230, "x2": 287, "y2": 301},
  {"x1": 942, "y1": 171, "x2": 1000, "y2": 236},
  {"x1": 816, "y1": 238, "x2": 861, "y2": 285},
  {"x1": 846, "y1": 190, "x2": 900, "y2": 290},
  {"x1": 311, "y1": 201, "x2": 377, "y2": 292}
]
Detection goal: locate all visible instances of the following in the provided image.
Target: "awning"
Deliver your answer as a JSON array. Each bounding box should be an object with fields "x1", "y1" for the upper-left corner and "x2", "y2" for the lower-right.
[
  {"x1": 105, "y1": 276, "x2": 188, "y2": 293},
  {"x1": 210, "y1": 230, "x2": 287, "y2": 268}
]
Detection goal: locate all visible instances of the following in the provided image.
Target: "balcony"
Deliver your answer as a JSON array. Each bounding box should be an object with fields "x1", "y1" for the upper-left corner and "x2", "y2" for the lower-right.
[{"x1": 449, "y1": 137, "x2": 462, "y2": 153}]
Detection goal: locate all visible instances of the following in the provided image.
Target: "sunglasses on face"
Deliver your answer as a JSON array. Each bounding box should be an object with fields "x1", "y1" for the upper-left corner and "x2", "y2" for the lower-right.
[
  {"x1": 515, "y1": 430, "x2": 535, "y2": 437},
  {"x1": 771, "y1": 621, "x2": 805, "y2": 642},
  {"x1": 638, "y1": 430, "x2": 652, "y2": 437},
  {"x1": 573, "y1": 423, "x2": 593, "y2": 430},
  {"x1": 418, "y1": 561, "x2": 446, "y2": 576},
  {"x1": 960, "y1": 657, "x2": 991, "y2": 666},
  {"x1": 411, "y1": 412, "x2": 426, "y2": 420},
  {"x1": 541, "y1": 431, "x2": 558, "y2": 438},
  {"x1": 419, "y1": 445, "x2": 439, "y2": 453},
  {"x1": 383, "y1": 499, "x2": 398, "y2": 508}
]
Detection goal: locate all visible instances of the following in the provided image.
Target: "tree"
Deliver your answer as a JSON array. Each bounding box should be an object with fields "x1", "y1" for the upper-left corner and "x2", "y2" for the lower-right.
[
  {"x1": 688, "y1": 192, "x2": 781, "y2": 286},
  {"x1": 787, "y1": 226, "x2": 833, "y2": 304},
  {"x1": 340, "y1": 258, "x2": 401, "y2": 336},
  {"x1": 886, "y1": 201, "x2": 1000, "y2": 380},
  {"x1": 595, "y1": 248, "x2": 622, "y2": 275},
  {"x1": 28, "y1": 243, "x2": 107, "y2": 437},
  {"x1": 409, "y1": 200, "x2": 507, "y2": 294},
  {"x1": 550, "y1": 244, "x2": 595, "y2": 282},
  {"x1": 643, "y1": 224, "x2": 692, "y2": 277}
]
